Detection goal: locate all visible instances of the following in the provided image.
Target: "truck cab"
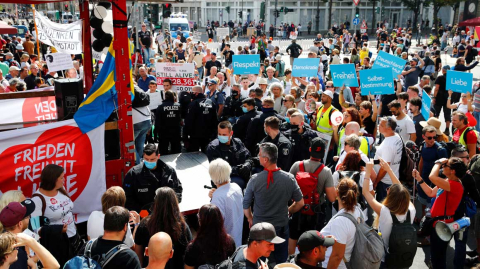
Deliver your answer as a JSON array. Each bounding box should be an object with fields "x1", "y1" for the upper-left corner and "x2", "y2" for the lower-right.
[{"x1": 166, "y1": 13, "x2": 191, "y2": 39}]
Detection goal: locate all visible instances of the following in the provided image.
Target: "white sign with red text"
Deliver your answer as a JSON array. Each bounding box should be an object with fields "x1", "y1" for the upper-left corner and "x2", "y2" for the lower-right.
[
  {"x1": 0, "y1": 119, "x2": 106, "y2": 223},
  {"x1": 155, "y1": 62, "x2": 195, "y2": 93}
]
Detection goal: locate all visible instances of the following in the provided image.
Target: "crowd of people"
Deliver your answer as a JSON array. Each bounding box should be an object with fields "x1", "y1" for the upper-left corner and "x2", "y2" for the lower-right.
[{"x1": 2, "y1": 15, "x2": 480, "y2": 269}]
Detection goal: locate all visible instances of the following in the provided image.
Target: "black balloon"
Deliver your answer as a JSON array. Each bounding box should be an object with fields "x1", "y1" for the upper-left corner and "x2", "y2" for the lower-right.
[
  {"x1": 97, "y1": 2, "x2": 111, "y2": 9},
  {"x1": 90, "y1": 17, "x2": 103, "y2": 29},
  {"x1": 93, "y1": 29, "x2": 104, "y2": 39},
  {"x1": 92, "y1": 39, "x2": 105, "y2": 52},
  {"x1": 102, "y1": 33, "x2": 113, "y2": 47}
]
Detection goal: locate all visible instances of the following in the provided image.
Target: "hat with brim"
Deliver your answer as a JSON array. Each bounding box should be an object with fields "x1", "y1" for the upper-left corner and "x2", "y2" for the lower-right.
[
  {"x1": 419, "y1": 117, "x2": 442, "y2": 135},
  {"x1": 297, "y1": 230, "x2": 335, "y2": 252},
  {"x1": 0, "y1": 200, "x2": 35, "y2": 228}
]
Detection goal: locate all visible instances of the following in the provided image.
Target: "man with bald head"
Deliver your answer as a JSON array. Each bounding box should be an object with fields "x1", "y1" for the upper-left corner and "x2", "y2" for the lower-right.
[{"x1": 144, "y1": 232, "x2": 173, "y2": 269}]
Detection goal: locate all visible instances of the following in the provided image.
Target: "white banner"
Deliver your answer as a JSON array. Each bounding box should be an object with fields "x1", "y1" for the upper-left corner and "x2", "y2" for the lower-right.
[
  {"x1": 155, "y1": 63, "x2": 195, "y2": 92},
  {"x1": 34, "y1": 12, "x2": 83, "y2": 54},
  {"x1": 45, "y1": 53, "x2": 74, "y2": 72},
  {"x1": 0, "y1": 92, "x2": 57, "y2": 129},
  {"x1": 216, "y1": 27, "x2": 230, "y2": 39},
  {"x1": 0, "y1": 119, "x2": 106, "y2": 223}
]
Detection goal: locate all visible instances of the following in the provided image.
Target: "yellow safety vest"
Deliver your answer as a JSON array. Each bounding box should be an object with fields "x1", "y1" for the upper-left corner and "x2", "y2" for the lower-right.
[
  {"x1": 316, "y1": 105, "x2": 335, "y2": 134},
  {"x1": 459, "y1": 127, "x2": 479, "y2": 148},
  {"x1": 338, "y1": 130, "x2": 370, "y2": 156}
]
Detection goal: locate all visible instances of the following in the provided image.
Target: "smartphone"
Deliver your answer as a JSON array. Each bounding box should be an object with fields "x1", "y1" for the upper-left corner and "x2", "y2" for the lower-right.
[{"x1": 373, "y1": 160, "x2": 380, "y2": 165}]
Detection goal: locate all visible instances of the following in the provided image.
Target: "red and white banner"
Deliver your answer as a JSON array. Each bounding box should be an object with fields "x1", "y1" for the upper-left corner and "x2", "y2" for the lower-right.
[
  {"x1": 0, "y1": 119, "x2": 106, "y2": 223},
  {"x1": 155, "y1": 63, "x2": 195, "y2": 92}
]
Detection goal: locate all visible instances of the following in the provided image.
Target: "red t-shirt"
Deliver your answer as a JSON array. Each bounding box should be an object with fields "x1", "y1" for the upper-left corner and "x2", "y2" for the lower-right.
[
  {"x1": 452, "y1": 126, "x2": 477, "y2": 145},
  {"x1": 431, "y1": 180, "x2": 464, "y2": 224}
]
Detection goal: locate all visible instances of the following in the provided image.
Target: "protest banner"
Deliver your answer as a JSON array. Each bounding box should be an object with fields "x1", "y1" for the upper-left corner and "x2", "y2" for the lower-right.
[
  {"x1": 155, "y1": 63, "x2": 195, "y2": 92},
  {"x1": 330, "y1": 64, "x2": 359, "y2": 87},
  {"x1": 45, "y1": 53, "x2": 74, "y2": 72},
  {"x1": 147, "y1": 91, "x2": 164, "y2": 110},
  {"x1": 232, "y1": 55, "x2": 260, "y2": 75},
  {"x1": 372, "y1": 50, "x2": 407, "y2": 78},
  {"x1": 216, "y1": 27, "x2": 230, "y2": 40},
  {"x1": 0, "y1": 119, "x2": 105, "y2": 222},
  {"x1": 359, "y1": 68, "x2": 395, "y2": 95},
  {"x1": 446, "y1": 70, "x2": 473, "y2": 93},
  {"x1": 292, "y1": 58, "x2": 321, "y2": 77},
  {"x1": 421, "y1": 90, "x2": 431, "y2": 120},
  {"x1": 34, "y1": 12, "x2": 83, "y2": 54}
]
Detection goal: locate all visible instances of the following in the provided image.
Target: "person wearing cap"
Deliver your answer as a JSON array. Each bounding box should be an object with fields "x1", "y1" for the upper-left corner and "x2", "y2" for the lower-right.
[
  {"x1": 433, "y1": 65, "x2": 452, "y2": 135},
  {"x1": 313, "y1": 88, "x2": 338, "y2": 136},
  {"x1": 206, "y1": 78, "x2": 225, "y2": 118},
  {"x1": 419, "y1": 117, "x2": 448, "y2": 143},
  {"x1": 401, "y1": 52, "x2": 424, "y2": 91},
  {"x1": 205, "y1": 52, "x2": 221, "y2": 77},
  {"x1": 3, "y1": 52, "x2": 19, "y2": 70},
  {"x1": 255, "y1": 77, "x2": 268, "y2": 98},
  {"x1": 223, "y1": 84, "x2": 246, "y2": 124},
  {"x1": 284, "y1": 230, "x2": 334, "y2": 268},
  {"x1": 244, "y1": 142, "x2": 304, "y2": 265},
  {"x1": 13, "y1": 44, "x2": 24, "y2": 64}
]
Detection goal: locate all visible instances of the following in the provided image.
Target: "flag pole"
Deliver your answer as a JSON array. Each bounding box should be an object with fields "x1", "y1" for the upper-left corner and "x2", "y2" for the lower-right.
[{"x1": 32, "y1": 4, "x2": 42, "y2": 77}]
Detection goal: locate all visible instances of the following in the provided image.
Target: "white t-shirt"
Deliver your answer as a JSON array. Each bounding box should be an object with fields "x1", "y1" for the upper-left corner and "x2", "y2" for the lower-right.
[
  {"x1": 240, "y1": 88, "x2": 250, "y2": 99},
  {"x1": 454, "y1": 102, "x2": 469, "y2": 114},
  {"x1": 31, "y1": 191, "x2": 76, "y2": 238},
  {"x1": 379, "y1": 203, "x2": 416, "y2": 259},
  {"x1": 335, "y1": 151, "x2": 370, "y2": 171},
  {"x1": 374, "y1": 134, "x2": 403, "y2": 185},
  {"x1": 87, "y1": 211, "x2": 134, "y2": 247},
  {"x1": 321, "y1": 206, "x2": 366, "y2": 269},
  {"x1": 394, "y1": 115, "x2": 415, "y2": 142},
  {"x1": 218, "y1": 81, "x2": 231, "y2": 97},
  {"x1": 331, "y1": 171, "x2": 373, "y2": 219},
  {"x1": 132, "y1": 106, "x2": 151, "y2": 124}
]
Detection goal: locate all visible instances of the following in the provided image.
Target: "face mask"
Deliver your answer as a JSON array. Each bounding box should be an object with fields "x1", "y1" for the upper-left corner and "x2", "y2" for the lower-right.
[
  {"x1": 261, "y1": 107, "x2": 274, "y2": 113},
  {"x1": 218, "y1": 135, "x2": 229, "y2": 144},
  {"x1": 242, "y1": 107, "x2": 249, "y2": 113},
  {"x1": 232, "y1": 91, "x2": 239, "y2": 97},
  {"x1": 144, "y1": 160, "x2": 157, "y2": 169},
  {"x1": 290, "y1": 124, "x2": 299, "y2": 133},
  {"x1": 264, "y1": 129, "x2": 268, "y2": 136},
  {"x1": 285, "y1": 117, "x2": 290, "y2": 123}
]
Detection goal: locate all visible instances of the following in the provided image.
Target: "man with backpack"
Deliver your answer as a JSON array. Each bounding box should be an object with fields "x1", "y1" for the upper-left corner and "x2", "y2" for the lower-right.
[
  {"x1": 452, "y1": 111, "x2": 479, "y2": 159},
  {"x1": 286, "y1": 230, "x2": 335, "y2": 268},
  {"x1": 286, "y1": 39, "x2": 302, "y2": 66},
  {"x1": 288, "y1": 138, "x2": 336, "y2": 255}
]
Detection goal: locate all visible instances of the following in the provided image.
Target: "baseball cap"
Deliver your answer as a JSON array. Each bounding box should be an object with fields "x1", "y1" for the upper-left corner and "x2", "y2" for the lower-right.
[
  {"x1": 411, "y1": 58, "x2": 419, "y2": 63},
  {"x1": 5, "y1": 52, "x2": 13, "y2": 57},
  {"x1": 249, "y1": 222, "x2": 285, "y2": 244},
  {"x1": 9, "y1": 66, "x2": 20, "y2": 71},
  {"x1": 211, "y1": 52, "x2": 217, "y2": 56},
  {"x1": 0, "y1": 200, "x2": 35, "y2": 228},
  {"x1": 208, "y1": 79, "x2": 218, "y2": 85},
  {"x1": 443, "y1": 65, "x2": 450, "y2": 70},
  {"x1": 258, "y1": 77, "x2": 268, "y2": 85},
  {"x1": 16, "y1": 44, "x2": 24, "y2": 50},
  {"x1": 322, "y1": 90, "x2": 333, "y2": 99},
  {"x1": 297, "y1": 230, "x2": 335, "y2": 252},
  {"x1": 310, "y1": 137, "x2": 326, "y2": 159}
]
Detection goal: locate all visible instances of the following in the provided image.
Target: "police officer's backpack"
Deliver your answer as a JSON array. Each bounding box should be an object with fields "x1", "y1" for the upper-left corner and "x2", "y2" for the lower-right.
[
  {"x1": 295, "y1": 162, "x2": 325, "y2": 216},
  {"x1": 385, "y1": 211, "x2": 417, "y2": 268},
  {"x1": 64, "y1": 239, "x2": 129, "y2": 269}
]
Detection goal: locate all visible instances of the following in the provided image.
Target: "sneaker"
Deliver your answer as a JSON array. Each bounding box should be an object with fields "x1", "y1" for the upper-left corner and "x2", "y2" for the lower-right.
[{"x1": 467, "y1": 249, "x2": 478, "y2": 258}]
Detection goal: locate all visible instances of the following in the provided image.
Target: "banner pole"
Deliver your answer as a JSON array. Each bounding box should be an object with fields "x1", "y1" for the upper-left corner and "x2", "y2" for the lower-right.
[{"x1": 32, "y1": 4, "x2": 42, "y2": 77}]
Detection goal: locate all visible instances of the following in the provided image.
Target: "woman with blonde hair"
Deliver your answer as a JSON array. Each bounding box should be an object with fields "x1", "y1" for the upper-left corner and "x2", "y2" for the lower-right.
[{"x1": 282, "y1": 94, "x2": 297, "y2": 117}]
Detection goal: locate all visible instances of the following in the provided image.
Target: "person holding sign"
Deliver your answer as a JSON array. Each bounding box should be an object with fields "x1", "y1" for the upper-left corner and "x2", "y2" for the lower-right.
[{"x1": 447, "y1": 90, "x2": 473, "y2": 114}]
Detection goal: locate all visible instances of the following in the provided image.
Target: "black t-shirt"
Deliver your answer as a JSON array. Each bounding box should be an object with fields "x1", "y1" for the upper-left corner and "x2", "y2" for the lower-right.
[
  {"x1": 9, "y1": 247, "x2": 28, "y2": 269},
  {"x1": 412, "y1": 113, "x2": 425, "y2": 145},
  {"x1": 205, "y1": 60, "x2": 222, "y2": 76},
  {"x1": 134, "y1": 219, "x2": 192, "y2": 268},
  {"x1": 362, "y1": 114, "x2": 376, "y2": 135},
  {"x1": 184, "y1": 236, "x2": 236, "y2": 268},
  {"x1": 138, "y1": 31, "x2": 152, "y2": 47},
  {"x1": 435, "y1": 75, "x2": 447, "y2": 105},
  {"x1": 223, "y1": 50, "x2": 235, "y2": 64},
  {"x1": 232, "y1": 246, "x2": 262, "y2": 269},
  {"x1": 91, "y1": 237, "x2": 141, "y2": 269},
  {"x1": 380, "y1": 94, "x2": 397, "y2": 117}
]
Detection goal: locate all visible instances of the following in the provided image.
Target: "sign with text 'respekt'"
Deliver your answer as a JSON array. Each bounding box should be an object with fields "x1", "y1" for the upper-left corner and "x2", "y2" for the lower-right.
[
  {"x1": 155, "y1": 63, "x2": 195, "y2": 92},
  {"x1": 34, "y1": 12, "x2": 83, "y2": 54},
  {"x1": 446, "y1": 70, "x2": 473, "y2": 94},
  {"x1": 330, "y1": 64, "x2": 359, "y2": 87},
  {"x1": 359, "y1": 68, "x2": 395, "y2": 95},
  {"x1": 372, "y1": 50, "x2": 407, "y2": 78},
  {"x1": 0, "y1": 119, "x2": 105, "y2": 223},
  {"x1": 232, "y1": 55, "x2": 261, "y2": 75},
  {"x1": 421, "y1": 90, "x2": 431, "y2": 120},
  {"x1": 292, "y1": 58, "x2": 321, "y2": 78}
]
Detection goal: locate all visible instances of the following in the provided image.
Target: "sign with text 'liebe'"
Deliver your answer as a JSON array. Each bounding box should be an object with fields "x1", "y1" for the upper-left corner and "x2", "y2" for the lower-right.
[
  {"x1": 232, "y1": 55, "x2": 261, "y2": 75},
  {"x1": 446, "y1": 70, "x2": 473, "y2": 94},
  {"x1": 359, "y1": 68, "x2": 395, "y2": 95},
  {"x1": 292, "y1": 58, "x2": 321, "y2": 77},
  {"x1": 330, "y1": 64, "x2": 359, "y2": 87},
  {"x1": 372, "y1": 50, "x2": 407, "y2": 78}
]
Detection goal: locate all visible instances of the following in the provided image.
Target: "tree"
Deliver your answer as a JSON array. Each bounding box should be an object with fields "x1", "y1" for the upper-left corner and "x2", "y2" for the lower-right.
[
  {"x1": 431, "y1": 0, "x2": 463, "y2": 31},
  {"x1": 399, "y1": 0, "x2": 430, "y2": 33},
  {"x1": 371, "y1": 0, "x2": 377, "y2": 34},
  {"x1": 328, "y1": 0, "x2": 333, "y2": 30}
]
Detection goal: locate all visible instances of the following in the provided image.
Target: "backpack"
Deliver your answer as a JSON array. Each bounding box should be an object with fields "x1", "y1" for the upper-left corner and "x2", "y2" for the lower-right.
[
  {"x1": 385, "y1": 211, "x2": 418, "y2": 268},
  {"x1": 335, "y1": 213, "x2": 384, "y2": 269},
  {"x1": 132, "y1": 86, "x2": 150, "y2": 108},
  {"x1": 295, "y1": 162, "x2": 325, "y2": 215},
  {"x1": 291, "y1": 45, "x2": 300, "y2": 58},
  {"x1": 63, "y1": 239, "x2": 129, "y2": 269},
  {"x1": 461, "y1": 127, "x2": 480, "y2": 154},
  {"x1": 399, "y1": 136, "x2": 416, "y2": 189},
  {"x1": 215, "y1": 246, "x2": 246, "y2": 269},
  {"x1": 339, "y1": 171, "x2": 368, "y2": 211}
]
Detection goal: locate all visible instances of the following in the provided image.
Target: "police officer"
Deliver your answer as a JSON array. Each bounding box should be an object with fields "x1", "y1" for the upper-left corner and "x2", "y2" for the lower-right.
[
  {"x1": 205, "y1": 78, "x2": 225, "y2": 118},
  {"x1": 155, "y1": 91, "x2": 182, "y2": 155},
  {"x1": 222, "y1": 84, "x2": 245, "y2": 124},
  {"x1": 206, "y1": 121, "x2": 252, "y2": 189},
  {"x1": 123, "y1": 144, "x2": 183, "y2": 213},
  {"x1": 279, "y1": 108, "x2": 300, "y2": 133},
  {"x1": 261, "y1": 116, "x2": 293, "y2": 171},
  {"x1": 233, "y1": 98, "x2": 261, "y2": 142},
  {"x1": 283, "y1": 112, "x2": 319, "y2": 164},
  {"x1": 254, "y1": 88, "x2": 264, "y2": 111},
  {"x1": 245, "y1": 97, "x2": 284, "y2": 155},
  {"x1": 184, "y1": 85, "x2": 218, "y2": 153}
]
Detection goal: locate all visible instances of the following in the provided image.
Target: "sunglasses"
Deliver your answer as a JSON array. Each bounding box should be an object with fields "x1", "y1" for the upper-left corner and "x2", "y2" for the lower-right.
[
  {"x1": 326, "y1": 86, "x2": 334, "y2": 88},
  {"x1": 425, "y1": 135, "x2": 436, "y2": 140},
  {"x1": 441, "y1": 163, "x2": 451, "y2": 169}
]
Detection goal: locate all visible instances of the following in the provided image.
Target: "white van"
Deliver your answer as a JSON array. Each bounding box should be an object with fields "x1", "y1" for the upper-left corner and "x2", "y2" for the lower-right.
[{"x1": 166, "y1": 13, "x2": 190, "y2": 38}]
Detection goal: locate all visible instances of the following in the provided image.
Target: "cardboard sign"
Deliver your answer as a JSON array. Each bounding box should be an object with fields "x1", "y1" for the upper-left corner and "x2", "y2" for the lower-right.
[
  {"x1": 155, "y1": 63, "x2": 195, "y2": 92},
  {"x1": 446, "y1": 70, "x2": 473, "y2": 93},
  {"x1": 292, "y1": 58, "x2": 321, "y2": 77},
  {"x1": 372, "y1": 50, "x2": 407, "y2": 78},
  {"x1": 232, "y1": 54, "x2": 261, "y2": 75},
  {"x1": 45, "y1": 53, "x2": 74, "y2": 72},
  {"x1": 330, "y1": 64, "x2": 359, "y2": 87},
  {"x1": 359, "y1": 68, "x2": 395, "y2": 95},
  {"x1": 421, "y1": 90, "x2": 431, "y2": 120}
]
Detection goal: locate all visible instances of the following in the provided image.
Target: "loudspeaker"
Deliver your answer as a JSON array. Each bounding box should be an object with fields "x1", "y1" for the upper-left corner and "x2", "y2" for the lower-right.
[
  {"x1": 435, "y1": 217, "x2": 471, "y2": 241},
  {"x1": 54, "y1": 78, "x2": 84, "y2": 120},
  {"x1": 105, "y1": 129, "x2": 121, "y2": 160}
]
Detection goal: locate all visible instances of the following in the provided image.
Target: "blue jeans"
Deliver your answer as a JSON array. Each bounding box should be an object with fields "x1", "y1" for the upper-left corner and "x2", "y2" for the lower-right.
[
  {"x1": 134, "y1": 120, "x2": 152, "y2": 164},
  {"x1": 143, "y1": 47, "x2": 153, "y2": 67},
  {"x1": 270, "y1": 225, "x2": 289, "y2": 265},
  {"x1": 376, "y1": 181, "x2": 391, "y2": 203},
  {"x1": 453, "y1": 227, "x2": 468, "y2": 269},
  {"x1": 197, "y1": 67, "x2": 204, "y2": 80},
  {"x1": 473, "y1": 111, "x2": 480, "y2": 131}
]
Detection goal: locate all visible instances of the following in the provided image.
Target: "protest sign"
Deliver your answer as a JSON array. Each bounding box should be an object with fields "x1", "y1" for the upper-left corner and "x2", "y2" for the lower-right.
[
  {"x1": 34, "y1": 12, "x2": 83, "y2": 54},
  {"x1": 446, "y1": 70, "x2": 473, "y2": 93},
  {"x1": 216, "y1": 27, "x2": 230, "y2": 39},
  {"x1": 330, "y1": 64, "x2": 359, "y2": 87},
  {"x1": 292, "y1": 58, "x2": 321, "y2": 77},
  {"x1": 232, "y1": 55, "x2": 261, "y2": 75},
  {"x1": 155, "y1": 63, "x2": 195, "y2": 92},
  {"x1": 421, "y1": 90, "x2": 431, "y2": 120},
  {"x1": 372, "y1": 50, "x2": 407, "y2": 78},
  {"x1": 317, "y1": 132, "x2": 332, "y2": 164},
  {"x1": 359, "y1": 68, "x2": 395, "y2": 95},
  {"x1": 0, "y1": 119, "x2": 105, "y2": 222},
  {"x1": 45, "y1": 53, "x2": 74, "y2": 72},
  {"x1": 147, "y1": 91, "x2": 164, "y2": 110}
]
